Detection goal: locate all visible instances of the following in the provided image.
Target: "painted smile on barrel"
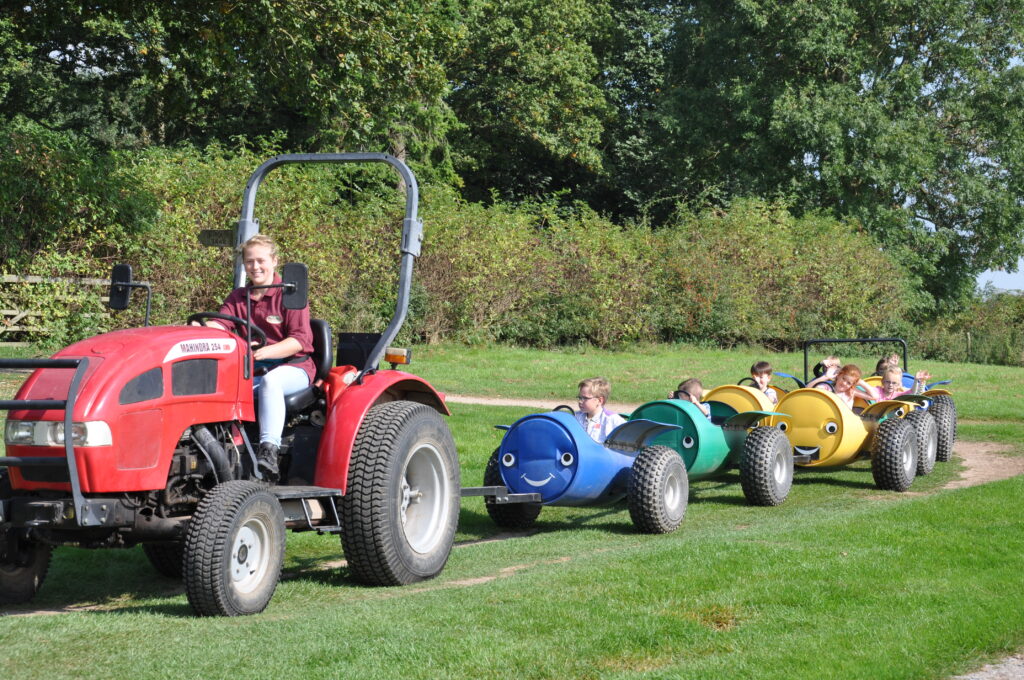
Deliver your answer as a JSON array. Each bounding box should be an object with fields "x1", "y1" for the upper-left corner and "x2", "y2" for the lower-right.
[{"x1": 521, "y1": 473, "x2": 555, "y2": 487}]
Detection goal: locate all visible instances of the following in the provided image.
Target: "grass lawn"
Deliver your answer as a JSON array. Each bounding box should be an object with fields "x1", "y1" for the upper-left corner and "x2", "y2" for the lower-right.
[{"x1": 0, "y1": 342, "x2": 1019, "y2": 679}]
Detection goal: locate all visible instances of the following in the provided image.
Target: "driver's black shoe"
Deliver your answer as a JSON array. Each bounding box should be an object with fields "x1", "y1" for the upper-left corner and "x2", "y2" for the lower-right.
[{"x1": 257, "y1": 442, "x2": 280, "y2": 483}]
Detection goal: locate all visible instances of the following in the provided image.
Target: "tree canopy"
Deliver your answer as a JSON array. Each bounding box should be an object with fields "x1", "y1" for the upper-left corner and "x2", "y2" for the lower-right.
[{"x1": 2, "y1": 0, "x2": 1023, "y2": 306}]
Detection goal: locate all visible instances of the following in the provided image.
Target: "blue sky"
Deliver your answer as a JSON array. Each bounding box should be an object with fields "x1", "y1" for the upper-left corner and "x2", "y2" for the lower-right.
[{"x1": 977, "y1": 256, "x2": 1024, "y2": 292}]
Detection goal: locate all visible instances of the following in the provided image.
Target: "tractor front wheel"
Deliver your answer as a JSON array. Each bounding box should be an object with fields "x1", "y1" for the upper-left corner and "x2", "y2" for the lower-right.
[
  {"x1": 627, "y1": 445, "x2": 688, "y2": 534},
  {"x1": 340, "y1": 401, "x2": 460, "y2": 586},
  {"x1": 871, "y1": 417, "x2": 918, "y2": 492},
  {"x1": 0, "y1": 530, "x2": 52, "y2": 605},
  {"x1": 183, "y1": 481, "x2": 285, "y2": 616},
  {"x1": 740, "y1": 426, "x2": 794, "y2": 506},
  {"x1": 483, "y1": 448, "x2": 542, "y2": 529}
]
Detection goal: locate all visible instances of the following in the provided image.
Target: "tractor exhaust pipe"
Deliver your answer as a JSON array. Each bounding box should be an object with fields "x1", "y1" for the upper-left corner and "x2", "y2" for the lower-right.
[{"x1": 192, "y1": 426, "x2": 234, "y2": 483}]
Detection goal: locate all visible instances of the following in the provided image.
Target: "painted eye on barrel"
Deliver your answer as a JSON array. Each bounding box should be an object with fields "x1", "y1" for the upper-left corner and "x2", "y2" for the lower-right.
[
  {"x1": 777, "y1": 421, "x2": 789, "y2": 432},
  {"x1": 681, "y1": 436, "x2": 695, "y2": 449},
  {"x1": 895, "y1": 408, "x2": 905, "y2": 417},
  {"x1": 824, "y1": 421, "x2": 838, "y2": 434},
  {"x1": 501, "y1": 452, "x2": 516, "y2": 467},
  {"x1": 559, "y1": 452, "x2": 574, "y2": 467}
]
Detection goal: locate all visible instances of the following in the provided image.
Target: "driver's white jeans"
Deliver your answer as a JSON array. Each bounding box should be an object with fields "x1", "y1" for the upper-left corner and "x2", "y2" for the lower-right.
[{"x1": 254, "y1": 366, "x2": 310, "y2": 447}]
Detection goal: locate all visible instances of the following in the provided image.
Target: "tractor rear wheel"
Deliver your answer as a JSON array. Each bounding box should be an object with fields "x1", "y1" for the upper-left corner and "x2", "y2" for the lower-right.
[
  {"x1": 340, "y1": 401, "x2": 460, "y2": 586},
  {"x1": 929, "y1": 397, "x2": 957, "y2": 462},
  {"x1": 142, "y1": 542, "x2": 185, "y2": 579},
  {"x1": 483, "y1": 448, "x2": 542, "y2": 529},
  {"x1": 905, "y1": 409, "x2": 939, "y2": 476},
  {"x1": 740, "y1": 426, "x2": 794, "y2": 506},
  {"x1": 871, "y1": 417, "x2": 917, "y2": 492},
  {"x1": 627, "y1": 445, "x2": 688, "y2": 534},
  {"x1": 183, "y1": 480, "x2": 285, "y2": 616},
  {"x1": 0, "y1": 530, "x2": 52, "y2": 605}
]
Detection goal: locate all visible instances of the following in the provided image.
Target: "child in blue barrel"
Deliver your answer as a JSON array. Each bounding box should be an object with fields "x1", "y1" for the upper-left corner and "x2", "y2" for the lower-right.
[{"x1": 574, "y1": 377, "x2": 626, "y2": 444}]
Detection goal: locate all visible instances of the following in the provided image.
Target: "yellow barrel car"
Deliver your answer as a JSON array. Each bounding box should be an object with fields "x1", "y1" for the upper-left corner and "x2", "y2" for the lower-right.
[{"x1": 772, "y1": 388, "x2": 925, "y2": 492}]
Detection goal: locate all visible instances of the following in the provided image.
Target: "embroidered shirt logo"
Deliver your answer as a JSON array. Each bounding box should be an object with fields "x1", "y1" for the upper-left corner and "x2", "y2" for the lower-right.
[{"x1": 266, "y1": 315, "x2": 283, "y2": 324}]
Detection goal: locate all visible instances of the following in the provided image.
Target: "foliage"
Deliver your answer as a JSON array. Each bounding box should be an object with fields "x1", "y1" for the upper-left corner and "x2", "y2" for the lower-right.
[
  {"x1": 660, "y1": 0, "x2": 1024, "y2": 306},
  {"x1": 0, "y1": 140, "x2": 933, "y2": 353},
  {"x1": 916, "y1": 289, "x2": 1024, "y2": 366},
  {"x1": 1, "y1": 0, "x2": 459, "y2": 177},
  {"x1": 447, "y1": 0, "x2": 610, "y2": 202},
  {"x1": 653, "y1": 199, "x2": 926, "y2": 347}
]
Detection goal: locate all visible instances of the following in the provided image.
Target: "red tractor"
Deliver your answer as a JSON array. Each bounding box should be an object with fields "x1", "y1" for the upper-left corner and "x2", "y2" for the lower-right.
[{"x1": 0, "y1": 153, "x2": 460, "y2": 616}]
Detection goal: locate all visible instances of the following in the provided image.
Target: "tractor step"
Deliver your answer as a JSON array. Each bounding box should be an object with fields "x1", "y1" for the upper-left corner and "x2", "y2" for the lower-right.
[{"x1": 271, "y1": 485, "x2": 344, "y2": 533}]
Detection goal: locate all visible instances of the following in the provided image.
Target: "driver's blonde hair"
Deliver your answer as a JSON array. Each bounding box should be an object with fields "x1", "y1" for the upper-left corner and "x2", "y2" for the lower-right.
[{"x1": 239, "y1": 234, "x2": 279, "y2": 258}]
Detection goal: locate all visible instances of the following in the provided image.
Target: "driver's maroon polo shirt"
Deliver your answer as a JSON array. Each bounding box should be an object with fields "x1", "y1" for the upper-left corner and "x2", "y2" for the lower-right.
[{"x1": 218, "y1": 275, "x2": 316, "y2": 382}]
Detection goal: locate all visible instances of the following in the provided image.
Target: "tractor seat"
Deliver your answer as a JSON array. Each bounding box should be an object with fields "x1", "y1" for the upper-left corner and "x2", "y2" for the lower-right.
[{"x1": 283, "y1": 318, "x2": 333, "y2": 413}]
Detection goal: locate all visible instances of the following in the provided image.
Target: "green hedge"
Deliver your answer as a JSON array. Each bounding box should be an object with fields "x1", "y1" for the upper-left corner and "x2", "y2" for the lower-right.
[{"x1": 3, "y1": 134, "x2": 1019, "y2": 365}]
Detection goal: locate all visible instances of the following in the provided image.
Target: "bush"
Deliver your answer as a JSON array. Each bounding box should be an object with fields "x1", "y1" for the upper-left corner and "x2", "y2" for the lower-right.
[
  {"x1": 8, "y1": 139, "x2": 1017, "y2": 365},
  {"x1": 914, "y1": 290, "x2": 1024, "y2": 366}
]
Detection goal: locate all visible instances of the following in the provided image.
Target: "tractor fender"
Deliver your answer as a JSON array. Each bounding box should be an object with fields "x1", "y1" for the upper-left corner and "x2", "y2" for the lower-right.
[{"x1": 313, "y1": 370, "x2": 449, "y2": 492}]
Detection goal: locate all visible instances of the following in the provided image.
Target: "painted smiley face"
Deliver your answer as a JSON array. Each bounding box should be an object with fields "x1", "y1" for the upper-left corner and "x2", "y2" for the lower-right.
[
  {"x1": 775, "y1": 389, "x2": 846, "y2": 461},
  {"x1": 499, "y1": 414, "x2": 579, "y2": 502}
]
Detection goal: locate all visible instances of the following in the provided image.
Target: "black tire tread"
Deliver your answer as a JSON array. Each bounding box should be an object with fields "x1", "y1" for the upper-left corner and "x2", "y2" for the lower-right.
[
  {"x1": 183, "y1": 480, "x2": 284, "y2": 617},
  {"x1": 740, "y1": 426, "x2": 794, "y2": 506},
  {"x1": 627, "y1": 445, "x2": 688, "y2": 534},
  {"x1": 339, "y1": 401, "x2": 459, "y2": 587},
  {"x1": 929, "y1": 397, "x2": 957, "y2": 462},
  {"x1": 142, "y1": 542, "x2": 185, "y2": 579},
  {"x1": 905, "y1": 409, "x2": 938, "y2": 476},
  {"x1": 871, "y1": 417, "x2": 917, "y2": 492},
  {"x1": 483, "y1": 449, "x2": 542, "y2": 529},
  {"x1": 0, "y1": 536, "x2": 52, "y2": 605}
]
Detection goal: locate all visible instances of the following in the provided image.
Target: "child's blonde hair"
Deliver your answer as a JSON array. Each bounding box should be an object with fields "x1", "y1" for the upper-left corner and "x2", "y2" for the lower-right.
[
  {"x1": 578, "y1": 377, "x2": 611, "y2": 402},
  {"x1": 882, "y1": 366, "x2": 903, "y2": 382}
]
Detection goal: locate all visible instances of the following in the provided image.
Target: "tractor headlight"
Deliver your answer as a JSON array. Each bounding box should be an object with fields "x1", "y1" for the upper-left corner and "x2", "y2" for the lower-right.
[
  {"x1": 5, "y1": 420, "x2": 36, "y2": 445},
  {"x1": 4, "y1": 420, "x2": 112, "y2": 447}
]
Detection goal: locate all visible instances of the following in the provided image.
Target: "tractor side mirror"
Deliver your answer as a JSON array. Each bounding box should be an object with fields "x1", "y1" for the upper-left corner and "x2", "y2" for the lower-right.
[
  {"x1": 108, "y1": 264, "x2": 133, "y2": 310},
  {"x1": 281, "y1": 262, "x2": 308, "y2": 310}
]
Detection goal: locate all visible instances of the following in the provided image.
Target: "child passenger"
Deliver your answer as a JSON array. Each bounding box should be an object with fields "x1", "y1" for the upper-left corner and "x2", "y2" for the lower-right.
[
  {"x1": 671, "y1": 378, "x2": 712, "y2": 419},
  {"x1": 750, "y1": 360, "x2": 778, "y2": 405},
  {"x1": 875, "y1": 366, "x2": 932, "y2": 401},
  {"x1": 574, "y1": 377, "x2": 626, "y2": 444}
]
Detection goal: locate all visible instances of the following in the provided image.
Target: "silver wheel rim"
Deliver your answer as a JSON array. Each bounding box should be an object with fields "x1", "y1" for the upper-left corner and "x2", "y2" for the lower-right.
[
  {"x1": 773, "y1": 443, "x2": 792, "y2": 486},
  {"x1": 663, "y1": 465, "x2": 685, "y2": 516},
  {"x1": 231, "y1": 516, "x2": 271, "y2": 594},
  {"x1": 401, "y1": 442, "x2": 451, "y2": 554},
  {"x1": 901, "y1": 437, "x2": 915, "y2": 477}
]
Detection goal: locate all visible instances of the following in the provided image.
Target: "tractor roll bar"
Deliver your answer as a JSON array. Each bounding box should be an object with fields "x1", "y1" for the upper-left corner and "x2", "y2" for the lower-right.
[
  {"x1": 802, "y1": 338, "x2": 908, "y2": 383},
  {"x1": 234, "y1": 153, "x2": 423, "y2": 375}
]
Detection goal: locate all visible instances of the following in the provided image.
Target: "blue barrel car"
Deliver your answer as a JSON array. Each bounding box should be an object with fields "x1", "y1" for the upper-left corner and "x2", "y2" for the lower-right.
[{"x1": 483, "y1": 412, "x2": 687, "y2": 534}]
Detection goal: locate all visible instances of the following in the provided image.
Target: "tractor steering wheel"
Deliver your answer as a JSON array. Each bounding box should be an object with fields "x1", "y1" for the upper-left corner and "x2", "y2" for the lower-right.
[
  {"x1": 552, "y1": 404, "x2": 575, "y2": 414},
  {"x1": 186, "y1": 312, "x2": 267, "y2": 349}
]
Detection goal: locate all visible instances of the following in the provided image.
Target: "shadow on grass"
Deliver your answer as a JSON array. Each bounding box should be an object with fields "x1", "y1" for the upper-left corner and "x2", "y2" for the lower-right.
[
  {"x1": 458, "y1": 505, "x2": 639, "y2": 538},
  {"x1": 792, "y1": 466, "x2": 877, "y2": 490}
]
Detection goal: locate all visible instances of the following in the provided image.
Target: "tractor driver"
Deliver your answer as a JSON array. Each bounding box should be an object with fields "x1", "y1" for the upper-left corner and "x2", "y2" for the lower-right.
[{"x1": 199, "y1": 234, "x2": 314, "y2": 481}]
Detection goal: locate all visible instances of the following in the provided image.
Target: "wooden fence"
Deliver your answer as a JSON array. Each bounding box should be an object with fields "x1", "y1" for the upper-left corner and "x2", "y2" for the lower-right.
[{"x1": 0, "y1": 275, "x2": 115, "y2": 345}]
